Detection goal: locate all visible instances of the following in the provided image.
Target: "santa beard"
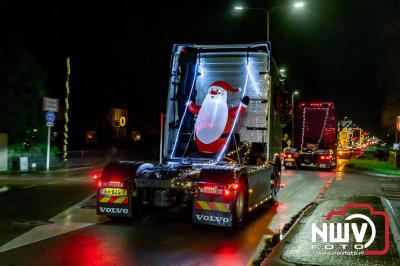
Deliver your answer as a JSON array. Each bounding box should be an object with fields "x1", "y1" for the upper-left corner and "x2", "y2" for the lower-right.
[{"x1": 195, "y1": 99, "x2": 228, "y2": 144}]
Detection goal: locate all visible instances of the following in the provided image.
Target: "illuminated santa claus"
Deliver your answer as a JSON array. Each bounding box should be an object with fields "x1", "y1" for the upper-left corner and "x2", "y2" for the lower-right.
[{"x1": 186, "y1": 80, "x2": 249, "y2": 154}]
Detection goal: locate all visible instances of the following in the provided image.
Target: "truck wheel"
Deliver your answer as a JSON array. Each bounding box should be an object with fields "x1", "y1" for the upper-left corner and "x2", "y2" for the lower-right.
[
  {"x1": 233, "y1": 180, "x2": 247, "y2": 227},
  {"x1": 269, "y1": 165, "x2": 281, "y2": 205}
]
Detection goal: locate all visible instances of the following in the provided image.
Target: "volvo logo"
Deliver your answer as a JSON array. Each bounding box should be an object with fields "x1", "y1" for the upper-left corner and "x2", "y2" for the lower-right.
[
  {"x1": 99, "y1": 207, "x2": 129, "y2": 214},
  {"x1": 195, "y1": 214, "x2": 230, "y2": 224}
]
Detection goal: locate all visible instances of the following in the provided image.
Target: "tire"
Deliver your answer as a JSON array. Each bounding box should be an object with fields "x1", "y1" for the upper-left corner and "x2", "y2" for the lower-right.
[
  {"x1": 269, "y1": 164, "x2": 281, "y2": 206},
  {"x1": 233, "y1": 180, "x2": 247, "y2": 228}
]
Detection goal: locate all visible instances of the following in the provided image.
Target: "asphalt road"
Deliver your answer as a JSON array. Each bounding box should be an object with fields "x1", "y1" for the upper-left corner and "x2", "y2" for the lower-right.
[{"x1": 0, "y1": 160, "x2": 398, "y2": 266}]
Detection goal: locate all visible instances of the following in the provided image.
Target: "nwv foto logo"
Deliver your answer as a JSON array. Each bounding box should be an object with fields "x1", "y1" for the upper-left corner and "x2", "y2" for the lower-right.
[{"x1": 310, "y1": 203, "x2": 390, "y2": 256}]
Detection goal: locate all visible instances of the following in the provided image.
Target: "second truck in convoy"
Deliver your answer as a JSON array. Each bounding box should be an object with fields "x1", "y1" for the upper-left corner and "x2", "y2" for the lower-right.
[{"x1": 282, "y1": 102, "x2": 337, "y2": 170}]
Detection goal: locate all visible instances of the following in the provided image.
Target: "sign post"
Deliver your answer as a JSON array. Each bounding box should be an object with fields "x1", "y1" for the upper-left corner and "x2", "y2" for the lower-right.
[
  {"x1": 45, "y1": 111, "x2": 56, "y2": 171},
  {"x1": 0, "y1": 134, "x2": 7, "y2": 172},
  {"x1": 43, "y1": 98, "x2": 58, "y2": 171}
]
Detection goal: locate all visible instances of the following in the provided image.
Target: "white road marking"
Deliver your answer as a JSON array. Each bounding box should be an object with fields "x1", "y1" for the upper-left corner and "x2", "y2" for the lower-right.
[
  {"x1": 0, "y1": 186, "x2": 10, "y2": 194},
  {"x1": 0, "y1": 193, "x2": 105, "y2": 253},
  {"x1": 65, "y1": 178, "x2": 79, "y2": 181},
  {"x1": 22, "y1": 185, "x2": 37, "y2": 189}
]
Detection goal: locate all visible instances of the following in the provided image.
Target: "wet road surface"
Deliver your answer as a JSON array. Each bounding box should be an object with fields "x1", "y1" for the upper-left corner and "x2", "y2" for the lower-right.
[{"x1": 0, "y1": 160, "x2": 398, "y2": 265}]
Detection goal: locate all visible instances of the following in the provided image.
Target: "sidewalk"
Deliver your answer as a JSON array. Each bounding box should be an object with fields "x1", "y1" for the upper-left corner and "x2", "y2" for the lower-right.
[
  {"x1": 345, "y1": 165, "x2": 400, "y2": 178},
  {"x1": 259, "y1": 196, "x2": 400, "y2": 266}
]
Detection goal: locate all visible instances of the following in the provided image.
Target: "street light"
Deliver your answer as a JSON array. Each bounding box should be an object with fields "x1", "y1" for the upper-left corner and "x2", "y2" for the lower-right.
[
  {"x1": 279, "y1": 68, "x2": 287, "y2": 80},
  {"x1": 294, "y1": 2, "x2": 305, "y2": 8},
  {"x1": 291, "y1": 90, "x2": 299, "y2": 148},
  {"x1": 233, "y1": 2, "x2": 305, "y2": 41}
]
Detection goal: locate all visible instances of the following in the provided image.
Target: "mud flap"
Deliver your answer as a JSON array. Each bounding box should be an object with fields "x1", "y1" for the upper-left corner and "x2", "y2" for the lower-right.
[
  {"x1": 97, "y1": 193, "x2": 132, "y2": 218},
  {"x1": 192, "y1": 200, "x2": 232, "y2": 227}
]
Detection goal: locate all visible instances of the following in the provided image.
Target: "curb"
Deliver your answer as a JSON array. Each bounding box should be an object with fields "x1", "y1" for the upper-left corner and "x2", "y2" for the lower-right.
[
  {"x1": 249, "y1": 203, "x2": 316, "y2": 266},
  {"x1": 381, "y1": 197, "x2": 400, "y2": 256},
  {"x1": 0, "y1": 165, "x2": 103, "y2": 179},
  {"x1": 344, "y1": 166, "x2": 400, "y2": 178},
  {"x1": 40, "y1": 164, "x2": 103, "y2": 174},
  {"x1": 247, "y1": 234, "x2": 275, "y2": 266}
]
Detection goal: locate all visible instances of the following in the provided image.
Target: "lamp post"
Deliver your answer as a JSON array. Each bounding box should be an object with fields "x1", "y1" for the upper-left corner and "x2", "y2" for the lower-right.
[
  {"x1": 234, "y1": 2, "x2": 304, "y2": 41},
  {"x1": 291, "y1": 90, "x2": 299, "y2": 147}
]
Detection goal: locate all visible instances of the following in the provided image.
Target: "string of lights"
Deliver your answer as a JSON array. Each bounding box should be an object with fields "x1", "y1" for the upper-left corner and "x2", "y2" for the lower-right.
[
  {"x1": 300, "y1": 107, "x2": 329, "y2": 151},
  {"x1": 63, "y1": 57, "x2": 70, "y2": 161},
  {"x1": 170, "y1": 60, "x2": 199, "y2": 158},
  {"x1": 215, "y1": 62, "x2": 249, "y2": 163}
]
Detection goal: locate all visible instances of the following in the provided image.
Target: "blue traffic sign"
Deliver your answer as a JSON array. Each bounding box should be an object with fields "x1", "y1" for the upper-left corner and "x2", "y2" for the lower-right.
[{"x1": 45, "y1": 111, "x2": 56, "y2": 123}]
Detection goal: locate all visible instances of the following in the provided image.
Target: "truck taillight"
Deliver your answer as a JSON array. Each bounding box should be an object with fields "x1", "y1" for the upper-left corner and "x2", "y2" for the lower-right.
[
  {"x1": 199, "y1": 183, "x2": 238, "y2": 197},
  {"x1": 320, "y1": 155, "x2": 332, "y2": 160},
  {"x1": 98, "y1": 179, "x2": 124, "y2": 188},
  {"x1": 200, "y1": 185, "x2": 222, "y2": 195},
  {"x1": 108, "y1": 180, "x2": 124, "y2": 188}
]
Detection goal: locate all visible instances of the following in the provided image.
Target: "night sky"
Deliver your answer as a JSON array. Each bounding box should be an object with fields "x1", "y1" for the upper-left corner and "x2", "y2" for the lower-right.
[{"x1": 2, "y1": 0, "x2": 400, "y2": 139}]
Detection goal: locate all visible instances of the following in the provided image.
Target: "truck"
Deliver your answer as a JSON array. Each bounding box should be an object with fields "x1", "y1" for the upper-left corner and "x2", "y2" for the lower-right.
[
  {"x1": 337, "y1": 122, "x2": 353, "y2": 159},
  {"x1": 96, "y1": 43, "x2": 287, "y2": 227},
  {"x1": 282, "y1": 102, "x2": 337, "y2": 170},
  {"x1": 352, "y1": 127, "x2": 364, "y2": 147}
]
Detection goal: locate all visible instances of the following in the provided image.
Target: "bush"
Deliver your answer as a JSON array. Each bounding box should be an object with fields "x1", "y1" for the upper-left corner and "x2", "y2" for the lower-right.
[{"x1": 373, "y1": 149, "x2": 388, "y2": 161}]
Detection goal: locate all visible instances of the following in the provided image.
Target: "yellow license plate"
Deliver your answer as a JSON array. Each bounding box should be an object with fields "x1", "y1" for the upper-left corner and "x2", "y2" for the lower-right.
[
  {"x1": 102, "y1": 188, "x2": 127, "y2": 196},
  {"x1": 285, "y1": 158, "x2": 295, "y2": 162}
]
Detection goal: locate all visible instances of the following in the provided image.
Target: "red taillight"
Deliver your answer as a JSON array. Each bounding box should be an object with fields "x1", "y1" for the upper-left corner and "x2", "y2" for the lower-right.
[
  {"x1": 287, "y1": 154, "x2": 292, "y2": 159},
  {"x1": 320, "y1": 155, "x2": 332, "y2": 161},
  {"x1": 92, "y1": 174, "x2": 99, "y2": 180},
  {"x1": 279, "y1": 183, "x2": 286, "y2": 189},
  {"x1": 199, "y1": 183, "x2": 238, "y2": 196},
  {"x1": 97, "y1": 180, "x2": 103, "y2": 188},
  {"x1": 108, "y1": 180, "x2": 124, "y2": 188},
  {"x1": 200, "y1": 185, "x2": 222, "y2": 195}
]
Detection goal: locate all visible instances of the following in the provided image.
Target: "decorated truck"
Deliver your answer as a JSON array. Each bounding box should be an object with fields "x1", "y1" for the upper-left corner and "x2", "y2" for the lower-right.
[
  {"x1": 96, "y1": 43, "x2": 286, "y2": 227},
  {"x1": 337, "y1": 120, "x2": 353, "y2": 159},
  {"x1": 282, "y1": 102, "x2": 337, "y2": 170}
]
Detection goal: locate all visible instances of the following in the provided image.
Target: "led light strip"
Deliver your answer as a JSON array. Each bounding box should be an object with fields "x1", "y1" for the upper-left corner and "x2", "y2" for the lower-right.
[
  {"x1": 170, "y1": 61, "x2": 199, "y2": 158},
  {"x1": 314, "y1": 108, "x2": 330, "y2": 151},
  {"x1": 215, "y1": 62, "x2": 249, "y2": 163},
  {"x1": 246, "y1": 63, "x2": 263, "y2": 98},
  {"x1": 300, "y1": 107, "x2": 330, "y2": 151}
]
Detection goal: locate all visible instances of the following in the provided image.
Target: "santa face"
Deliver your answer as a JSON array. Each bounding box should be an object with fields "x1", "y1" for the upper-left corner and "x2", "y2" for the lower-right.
[
  {"x1": 195, "y1": 86, "x2": 229, "y2": 145},
  {"x1": 204, "y1": 86, "x2": 228, "y2": 103}
]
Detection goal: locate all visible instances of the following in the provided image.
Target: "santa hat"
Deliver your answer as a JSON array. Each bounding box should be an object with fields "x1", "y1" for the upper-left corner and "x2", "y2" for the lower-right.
[{"x1": 210, "y1": 81, "x2": 239, "y2": 93}]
